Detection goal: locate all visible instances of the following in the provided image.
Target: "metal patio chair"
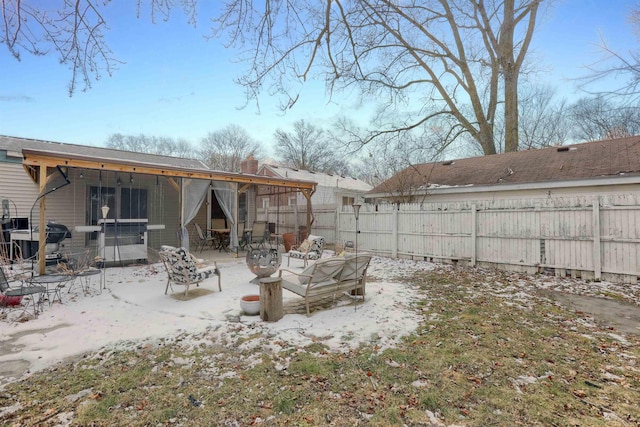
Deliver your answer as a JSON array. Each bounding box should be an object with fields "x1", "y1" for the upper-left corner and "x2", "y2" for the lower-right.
[
  {"x1": 193, "y1": 223, "x2": 216, "y2": 253},
  {"x1": 0, "y1": 265, "x2": 46, "y2": 318},
  {"x1": 249, "y1": 221, "x2": 269, "y2": 248}
]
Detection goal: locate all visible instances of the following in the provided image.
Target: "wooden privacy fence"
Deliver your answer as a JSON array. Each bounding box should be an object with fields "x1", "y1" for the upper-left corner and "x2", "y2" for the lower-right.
[
  {"x1": 336, "y1": 195, "x2": 640, "y2": 283},
  {"x1": 264, "y1": 205, "x2": 337, "y2": 244}
]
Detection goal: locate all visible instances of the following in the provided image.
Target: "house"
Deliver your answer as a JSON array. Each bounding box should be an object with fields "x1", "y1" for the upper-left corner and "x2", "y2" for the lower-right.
[
  {"x1": 251, "y1": 162, "x2": 372, "y2": 242},
  {"x1": 257, "y1": 163, "x2": 372, "y2": 208},
  {"x1": 0, "y1": 136, "x2": 316, "y2": 273},
  {"x1": 368, "y1": 136, "x2": 640, "y2": 203},
  {"x1": 354, "y1": 136, "x2": 640, "y2": 282}
]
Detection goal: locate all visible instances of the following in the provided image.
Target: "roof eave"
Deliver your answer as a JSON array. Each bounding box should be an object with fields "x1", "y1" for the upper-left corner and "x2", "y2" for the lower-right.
[
  {"x1": 367, "y1": 175, "x2": 640, "y2": 198},
  {"x1": 21, "y1": 148, "x2": 318, "y2": 190}
]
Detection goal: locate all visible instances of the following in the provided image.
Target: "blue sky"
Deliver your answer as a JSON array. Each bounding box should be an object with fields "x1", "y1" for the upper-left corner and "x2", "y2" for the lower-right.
[{"x1": 0, "y1": 0, "x2": 637, "y2": 155}]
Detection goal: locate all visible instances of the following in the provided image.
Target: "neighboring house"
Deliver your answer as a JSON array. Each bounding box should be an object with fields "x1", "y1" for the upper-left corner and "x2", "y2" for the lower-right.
[
  {"x1": 257, "y1": 163, "x2": 372, "y2": 209},
  {"x1": 368, "y1": 136, "x2": 640, "y2": 203},
  {"x1": 351, "y1": 136, "x2": 640, "y2": 282},
  {"x1": 0, "y1": 136, "x2": 316, "y2": 271},
  {"x1": 252, "y1": 163, "x2": 372, "y2": 242}
]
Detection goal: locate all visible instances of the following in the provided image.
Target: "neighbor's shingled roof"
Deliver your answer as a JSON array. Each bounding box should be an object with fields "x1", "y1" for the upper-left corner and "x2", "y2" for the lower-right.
[
  {"x1": 369, "y1": 136, "x2": 640, "y2": 194},
  {"x1": 259, "y1": 164, "x2": 372, "y2": 192}
]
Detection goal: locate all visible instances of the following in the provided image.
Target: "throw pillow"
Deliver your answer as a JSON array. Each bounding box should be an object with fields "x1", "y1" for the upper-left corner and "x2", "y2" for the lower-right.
[{"x1": 298, "y1": 239, "x2": 311, "y2": 252}]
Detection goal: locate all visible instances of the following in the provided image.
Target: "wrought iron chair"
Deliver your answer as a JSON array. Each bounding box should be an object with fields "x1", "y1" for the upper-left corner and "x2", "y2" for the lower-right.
[
  {"x1": 0, "y1": 265, "x2": 46, "y2": 318},
  {"x1": 58, "y1": 248, "x2": 103, "y2": 295}
]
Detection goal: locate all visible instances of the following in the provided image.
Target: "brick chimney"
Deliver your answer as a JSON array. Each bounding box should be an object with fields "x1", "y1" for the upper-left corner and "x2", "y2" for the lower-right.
[{"x1": 240, "y1": 156, "x2": 259, "y2": 174}]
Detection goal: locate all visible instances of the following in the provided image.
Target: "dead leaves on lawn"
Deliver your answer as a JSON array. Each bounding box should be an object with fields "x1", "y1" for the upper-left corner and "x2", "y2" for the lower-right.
[{"x1": 1, "y1": 265, "x2": 639, "y2": 426}]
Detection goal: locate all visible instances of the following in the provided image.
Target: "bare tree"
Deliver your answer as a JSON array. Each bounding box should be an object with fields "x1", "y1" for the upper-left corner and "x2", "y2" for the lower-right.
[
  {"x1": 106, "y1": 133, "x2": 195, "y2": 157},
  {"x1": 581, "y1": 8, "x2": 640, "y2": 105},
  {"x1": 198, "y1": 124, "x2": 263, "y2": 172},
  {"x1": 517, "y1": 85, "x2": 569, "y2": 149},
  {"x1": 1, "y1": 1, "x2": 196, "y2": 95},
  {"x1": 351, "y1": 132, "x2": 440, "y2": 204},
  {"x1": 212, "y1": 0, "x2": 543, "y2": 154},
  {"x1": 274, "y1": 119, "x2": 347, "y2": 173},
  {"x1": 568, "y1": 96, "x2": 640, "y2": 141},
  {"x1": 492, "y1": 84, "x2": 568, "y2": 150}
]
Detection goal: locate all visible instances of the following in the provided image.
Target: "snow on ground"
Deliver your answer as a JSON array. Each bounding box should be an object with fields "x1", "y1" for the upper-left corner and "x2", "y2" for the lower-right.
[
  {"x1": 2, "y1": 252, "x2": 639, "y2": 390},
  {"x1": 0, "y1": 254, "x2": 429, "y2": 388}
]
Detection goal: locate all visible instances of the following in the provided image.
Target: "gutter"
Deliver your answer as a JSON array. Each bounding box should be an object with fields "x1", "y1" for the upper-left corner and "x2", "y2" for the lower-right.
[{"x1": 367, "y1": 175, "x2": 640, "y2": 199}]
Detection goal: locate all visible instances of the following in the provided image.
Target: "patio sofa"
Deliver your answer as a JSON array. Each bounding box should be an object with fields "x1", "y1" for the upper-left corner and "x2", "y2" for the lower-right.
[{"x1": 278, "y1": 253, "x2": 372, "y2": 315}]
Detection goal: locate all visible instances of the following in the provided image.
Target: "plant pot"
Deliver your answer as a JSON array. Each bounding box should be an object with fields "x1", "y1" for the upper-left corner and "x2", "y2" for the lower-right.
[
  {"x1": 240, "y1": 294, "x2": 260, "y2": 315},
  {"x1": 283, "y1": 233, "x2": 295, "y2": 252}
]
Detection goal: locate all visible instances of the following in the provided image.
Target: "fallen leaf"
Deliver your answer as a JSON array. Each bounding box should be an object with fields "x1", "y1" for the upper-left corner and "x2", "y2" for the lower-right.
[{"x1": 573, "y1": 389, "x2": 586, "y2": 398}]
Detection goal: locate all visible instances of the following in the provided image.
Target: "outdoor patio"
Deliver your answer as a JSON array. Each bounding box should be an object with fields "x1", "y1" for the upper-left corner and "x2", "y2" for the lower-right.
[{"x1": 0, "y1": 250, "x2": 424, "y2": 388}]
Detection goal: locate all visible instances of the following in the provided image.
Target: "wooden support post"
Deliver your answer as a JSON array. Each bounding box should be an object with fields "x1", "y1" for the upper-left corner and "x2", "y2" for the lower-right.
[
  {"x1": 38, "y1": 166, "x2": 47, "y2": 275},
  {"x1": 259, "y1": 277, "x2": 283, "y2": 322}
]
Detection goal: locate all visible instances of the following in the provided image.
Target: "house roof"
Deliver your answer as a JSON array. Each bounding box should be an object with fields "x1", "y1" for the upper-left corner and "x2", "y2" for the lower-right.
[
  {"x1": 259, "y1": 164, "x2": 372, "y2": 192},
  {"x1": 0, "y1": 135, "x2": 316, "y2": 191},
  {"x1": 0, "y1": 135, "x2": 208, "y2": 170},
  {"x1": 369, "y1": 136, "x2": 640, "y2": 194}
]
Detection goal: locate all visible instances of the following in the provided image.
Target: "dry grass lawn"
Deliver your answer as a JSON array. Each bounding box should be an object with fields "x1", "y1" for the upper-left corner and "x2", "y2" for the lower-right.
[{"x1": 1, "y1": 265, "x2": 639, "y2": 426}]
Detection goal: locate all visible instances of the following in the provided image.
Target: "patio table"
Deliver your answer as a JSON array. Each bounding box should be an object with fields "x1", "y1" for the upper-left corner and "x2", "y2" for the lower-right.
[
  {"x1": 209, "y1": 228, "x2": 231, "y2": 252},
  {"x1": 28, "y1": 274, "x2": 74, "y2": 306},
  {"x1": 68, "y1": 268, "x2": 103, "y2": 295}
]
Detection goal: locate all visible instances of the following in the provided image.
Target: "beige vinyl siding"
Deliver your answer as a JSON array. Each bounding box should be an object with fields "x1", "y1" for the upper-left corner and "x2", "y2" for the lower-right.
[
  {"x1": 0, "y1": 161, "x2": 40, "y2": 220},
  {"x1": 2, "y1": 166, "x2": 182, "y2": 255}
]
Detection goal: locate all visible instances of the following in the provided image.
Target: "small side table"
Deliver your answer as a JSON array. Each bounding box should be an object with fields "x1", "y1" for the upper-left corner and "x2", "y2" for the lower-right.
[
  {"x1": 28, "y1": 274, "x2": 73, "y2": 306},
  {"x1": 259, "y1": 277, "x2": 283, "y2": 322},
  {"x1": 74, "y1": 268, "x2": 103, "y2": 295}
]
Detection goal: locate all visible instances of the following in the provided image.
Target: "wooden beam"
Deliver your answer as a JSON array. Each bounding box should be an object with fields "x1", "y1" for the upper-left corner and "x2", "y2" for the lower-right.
[
  {"x1": 22, "y1": 164, "x2": 37, "y2": 183},
  {"x1": 167, "y1": 177, "x2": 180, "y2": 192},
  {"x1": 21, "y1": 151, "x2": 316, "y2": 191}
]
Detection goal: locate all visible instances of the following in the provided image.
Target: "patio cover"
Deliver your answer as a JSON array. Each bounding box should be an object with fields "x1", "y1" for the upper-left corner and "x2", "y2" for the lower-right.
[{"x1": 19, "y1": 148, "x2": 316, "y2": 273}]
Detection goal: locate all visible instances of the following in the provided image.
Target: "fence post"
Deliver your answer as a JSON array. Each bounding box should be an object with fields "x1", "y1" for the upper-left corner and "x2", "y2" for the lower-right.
[
  {"x1": 471, "y1": 204, "x2": 477, "y2": 266},
  {"x1": 335, "y1": 207, "x2": 340, "y2": 246},
  {"x1": 392, "y1": 206, "x2": 398, "y2": 258},
  {"x1": 593, "y1": 197, "x2": 602, "y2": 281}
]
